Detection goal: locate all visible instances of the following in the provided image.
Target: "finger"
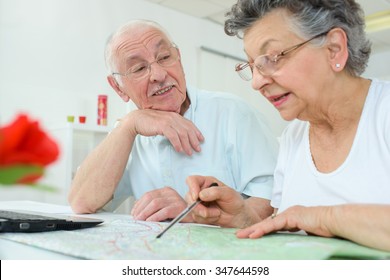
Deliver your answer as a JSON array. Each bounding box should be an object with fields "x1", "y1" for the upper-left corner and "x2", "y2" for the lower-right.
[
  {"x1": 191, "y1": 209, "x2": 220, "y2": 225},
  {"x1": 131, "y1": 189, "x2": 161, "y2": 217},
  {"x1": 145, "y1": 204, "x2": 184, "y2": 222},
  {"x1": 133, "y1": 188, "x2": 174, "y2": 220},
  {"x1": 184, "y1": 191, "x2": 193, "y2": 204},
  {"x1": 130, "y1": 199, "x2": 139, "y2": 216},
  {"x1": 186, "y1": 125, "x2": 204, "y2": 152},
  {"x1": 236, "y1": 217, "x2": 283, "y2": 239},
  {"x1": 163, "y1": 129, "x2": 185, "y2": 154},
  {"x1": 186, "y1": 175, "x2": 208, "y2": 201},
  {"x1": 175, "y1": 118, "x2": 204, "y2": 154},
  {"x1": 175, "y1": 127, "x2": 193, "y2": 156},
  {"x1": 133, "y1": 198, "x2": 162, "y2": 221},
  {"x1": 248, "y1": 227, "x2": 273, "y2": 239},
  {"x1": 131, "y1": 198, "x2": 150, "y2": 217},
  {"x1": 145, "y1": 208, "x2": 169, "y2": 222},
  {"x1": 192, "y1": 203, "x2": 221, "y2": 219},
  {"x1": 199, "y1": 185, "x2": 228, "y2": 202},
  {"x1": 235, "y1": 221, "x2": 271, "y2": 239},
  {"x1": 164, "y1": 117, "x2": 204, "y2": 155},
  {"x1": 158, "y1": 115, "x2": 190, "y2": 155},
  {"x1": 235, "y1": 226, "x2": 257, "y2": 238},
  {"x1": 186, "y1": 176, "x2": 221, "y2": 201},
  {"x1": 142, "y1": 188, "x2": 187, "y2": 221}
]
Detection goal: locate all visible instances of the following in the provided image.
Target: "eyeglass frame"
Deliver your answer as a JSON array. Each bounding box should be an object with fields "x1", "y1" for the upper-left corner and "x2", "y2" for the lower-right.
[
  {"x1": 111, "y1": 43, "x2": 180, "y2": 81},
  {"x1": 235, "y1": 30, "x2": 330, "y2": 81}
]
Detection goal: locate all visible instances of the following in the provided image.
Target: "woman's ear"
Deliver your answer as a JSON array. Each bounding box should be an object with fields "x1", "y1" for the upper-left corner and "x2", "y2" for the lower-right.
[
  {"x1": 107, "y1": 75, "x2": 130, "y2": 102},
  {"x1": 326, "y1": 28, "x2": 349, "y2": 72}
]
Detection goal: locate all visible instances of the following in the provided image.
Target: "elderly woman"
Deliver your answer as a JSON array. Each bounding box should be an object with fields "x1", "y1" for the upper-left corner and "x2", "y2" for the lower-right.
[{"x1": 186, "y1": 0, "x2": 390, "y2": 251}]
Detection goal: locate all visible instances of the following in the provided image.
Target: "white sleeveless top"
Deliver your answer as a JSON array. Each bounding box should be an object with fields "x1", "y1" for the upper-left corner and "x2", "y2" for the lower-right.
[{"x1": 272, "y1": 79, "x2": 390, "y2": 213}]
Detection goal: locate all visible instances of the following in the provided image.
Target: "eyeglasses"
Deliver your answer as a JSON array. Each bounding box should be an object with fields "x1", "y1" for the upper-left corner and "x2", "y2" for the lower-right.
[
  {"x1": 235, "y1": 31, "x2": 330, "y2": 81},
  {"x1": 112, "y1": 44, "x2": 180, "y2": 81}
]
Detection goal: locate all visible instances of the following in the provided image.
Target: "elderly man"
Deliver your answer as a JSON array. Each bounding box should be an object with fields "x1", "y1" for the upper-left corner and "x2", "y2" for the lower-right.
[{"x1": 68, "y1": 20, "x2": 278, "y2": 227}]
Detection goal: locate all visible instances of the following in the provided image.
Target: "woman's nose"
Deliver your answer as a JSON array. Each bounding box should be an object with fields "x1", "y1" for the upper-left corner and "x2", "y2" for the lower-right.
[{"x1": 251, "y1": 69, "x2": 272, "y2": 93}]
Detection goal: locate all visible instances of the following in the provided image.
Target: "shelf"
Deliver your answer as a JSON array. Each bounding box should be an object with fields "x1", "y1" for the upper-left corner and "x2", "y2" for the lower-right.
[
  {"x1": 67, "y1": 122, "x2": 112, "y2": 133},
  {"x1": 48, "y1": 122, "x2": 112, "y2": 134},
  {"x1": 43, "y1": 122, "x2": 111, "y2": 192}
]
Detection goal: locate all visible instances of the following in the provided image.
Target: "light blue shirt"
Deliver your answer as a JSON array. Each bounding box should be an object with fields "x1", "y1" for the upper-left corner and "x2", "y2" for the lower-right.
[{"x1": 106, "y1": 86, "x2": 278, "y2": 210}]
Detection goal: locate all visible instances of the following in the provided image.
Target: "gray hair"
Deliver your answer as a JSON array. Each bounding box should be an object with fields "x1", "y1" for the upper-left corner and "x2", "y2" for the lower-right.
[
  {"x1": 224, "y1": 0, "x2": 371, "y2": 76},
  {"x1": 104, "y1": 19, "x2": 173, "y2": 74}
]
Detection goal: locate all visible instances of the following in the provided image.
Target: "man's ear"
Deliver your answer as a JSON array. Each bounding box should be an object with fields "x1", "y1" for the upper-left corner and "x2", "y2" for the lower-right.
[
  {"x1": 177, "y1": 47, "x2": 182, "y2": 59},
  {"x1": 107, "y1": 75, "x2": 130, "y2": 102},
  {"x1": 326, "y1": 28, "x2": 349, "y2": 72}
]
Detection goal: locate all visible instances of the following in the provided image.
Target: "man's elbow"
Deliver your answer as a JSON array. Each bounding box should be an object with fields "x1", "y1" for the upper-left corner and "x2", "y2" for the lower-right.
[{"x1": 68, "y1": 194, "x2": 99, "y2": 214}]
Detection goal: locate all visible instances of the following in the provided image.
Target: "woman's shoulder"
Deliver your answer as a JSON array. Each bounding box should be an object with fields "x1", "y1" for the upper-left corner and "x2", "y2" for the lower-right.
[
  {"x1": 368, "y1": 79, "x2": 390, "y2": 102},
  {"x1": 365, "y1": 79, "x2": 390, "y2": 116}
]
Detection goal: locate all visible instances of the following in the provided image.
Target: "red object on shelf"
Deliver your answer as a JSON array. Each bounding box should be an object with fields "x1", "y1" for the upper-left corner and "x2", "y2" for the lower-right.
[
  {"x1": 79, "y1": 116, "x2": 86, "y2": 124},
  {"x1": 97, "y1": 95, "x2": 107, "y2": 125}
]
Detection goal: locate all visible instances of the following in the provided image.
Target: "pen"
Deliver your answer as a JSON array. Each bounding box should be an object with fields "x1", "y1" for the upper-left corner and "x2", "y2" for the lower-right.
[{"x1": 156, "y1": 182, "x2": 218, "y2": 239}]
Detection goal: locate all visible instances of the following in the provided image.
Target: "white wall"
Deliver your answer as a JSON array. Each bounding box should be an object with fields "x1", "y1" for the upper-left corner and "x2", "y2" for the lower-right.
[
  {"x1": 0, "y1": 0, "x2": 246, "y2": 129},
  {"x1": 0, "y1": 0, "x2": 389, "y2": 136}
]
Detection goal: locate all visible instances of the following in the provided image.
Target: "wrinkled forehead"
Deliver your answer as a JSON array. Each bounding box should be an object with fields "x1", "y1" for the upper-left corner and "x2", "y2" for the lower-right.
[
  {"x1": 243, "y1": 9, "x2": 293, "y2": 56},
  {"x1": 113, "y1": 26, "x2": 172, "y2": 61}
]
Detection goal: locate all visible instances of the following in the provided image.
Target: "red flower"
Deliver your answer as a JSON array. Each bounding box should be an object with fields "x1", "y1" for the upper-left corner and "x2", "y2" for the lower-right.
[{"x1": 0, "y1": 114, "x2": 60, "y2": 184}]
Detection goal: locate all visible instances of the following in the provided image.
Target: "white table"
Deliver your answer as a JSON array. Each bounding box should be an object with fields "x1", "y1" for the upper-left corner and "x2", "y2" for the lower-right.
[{"x1": 0, "y1": 200, "x2": 82, "y2": 259}]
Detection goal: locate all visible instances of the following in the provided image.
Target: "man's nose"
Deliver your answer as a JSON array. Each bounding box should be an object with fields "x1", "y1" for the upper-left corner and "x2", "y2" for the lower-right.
[{"x1": 149, "y1": 62, "x2": 167, "y2": 82}]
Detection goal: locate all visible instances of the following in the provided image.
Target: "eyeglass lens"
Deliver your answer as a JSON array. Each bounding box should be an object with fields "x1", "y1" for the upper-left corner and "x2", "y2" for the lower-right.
[
  {"x1": 115, "y1": 46, "x2": 179, "y2": 80},
  {"x1": 236, "y1": 31, "x2": 328, "y2": 80}
]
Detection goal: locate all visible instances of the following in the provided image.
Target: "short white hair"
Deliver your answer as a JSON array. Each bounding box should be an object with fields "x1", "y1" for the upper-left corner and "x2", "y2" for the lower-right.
[{"x1": 104, "y1": 19, "x2": 173, "y2": 74}]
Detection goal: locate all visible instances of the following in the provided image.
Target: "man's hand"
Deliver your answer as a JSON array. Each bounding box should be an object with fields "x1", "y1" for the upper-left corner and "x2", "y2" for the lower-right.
[
  {"x1": 126, "y1": 109, "x2": 204, "y2": 156},
  {"x1": 131, "y1": 187, "x2": 192, "y2": 222}
]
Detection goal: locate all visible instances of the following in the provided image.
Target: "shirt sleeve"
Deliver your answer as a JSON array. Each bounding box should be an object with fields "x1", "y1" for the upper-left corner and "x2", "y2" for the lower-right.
[
  {"x1": 228, "y1": 106, "x2": 279, "y2": 199},
  {"x1": 270, "y1": 128, "x2": 288, "y2": 209},
  {"x1": 271, "y1": 121, "x2": 303, "y2": 209}
]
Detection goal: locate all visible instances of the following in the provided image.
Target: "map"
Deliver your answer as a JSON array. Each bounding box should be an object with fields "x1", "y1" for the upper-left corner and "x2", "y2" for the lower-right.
[{"x1": 1, "y1": 214, "x2": 390, "y2": 260}]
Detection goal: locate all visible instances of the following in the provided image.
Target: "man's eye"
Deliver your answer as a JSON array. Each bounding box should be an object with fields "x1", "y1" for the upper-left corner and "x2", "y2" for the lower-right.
[
  {"x1": 158, "y1": 54, "x2": 171, "y2": 62},
  {"x1": 131, "y1": 65, "x2": 147, "y2": 73}
]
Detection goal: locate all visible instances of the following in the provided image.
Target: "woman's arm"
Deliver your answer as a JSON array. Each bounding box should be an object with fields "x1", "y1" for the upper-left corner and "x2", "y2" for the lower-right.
[{"x1": 236, "y1": 204, "x2": 390, "y2": 252}]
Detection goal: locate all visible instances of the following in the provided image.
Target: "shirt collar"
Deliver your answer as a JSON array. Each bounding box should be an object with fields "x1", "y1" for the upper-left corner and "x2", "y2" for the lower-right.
[{"x1": 183, "y1": 85, "x2": 198, "y2": 122}]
